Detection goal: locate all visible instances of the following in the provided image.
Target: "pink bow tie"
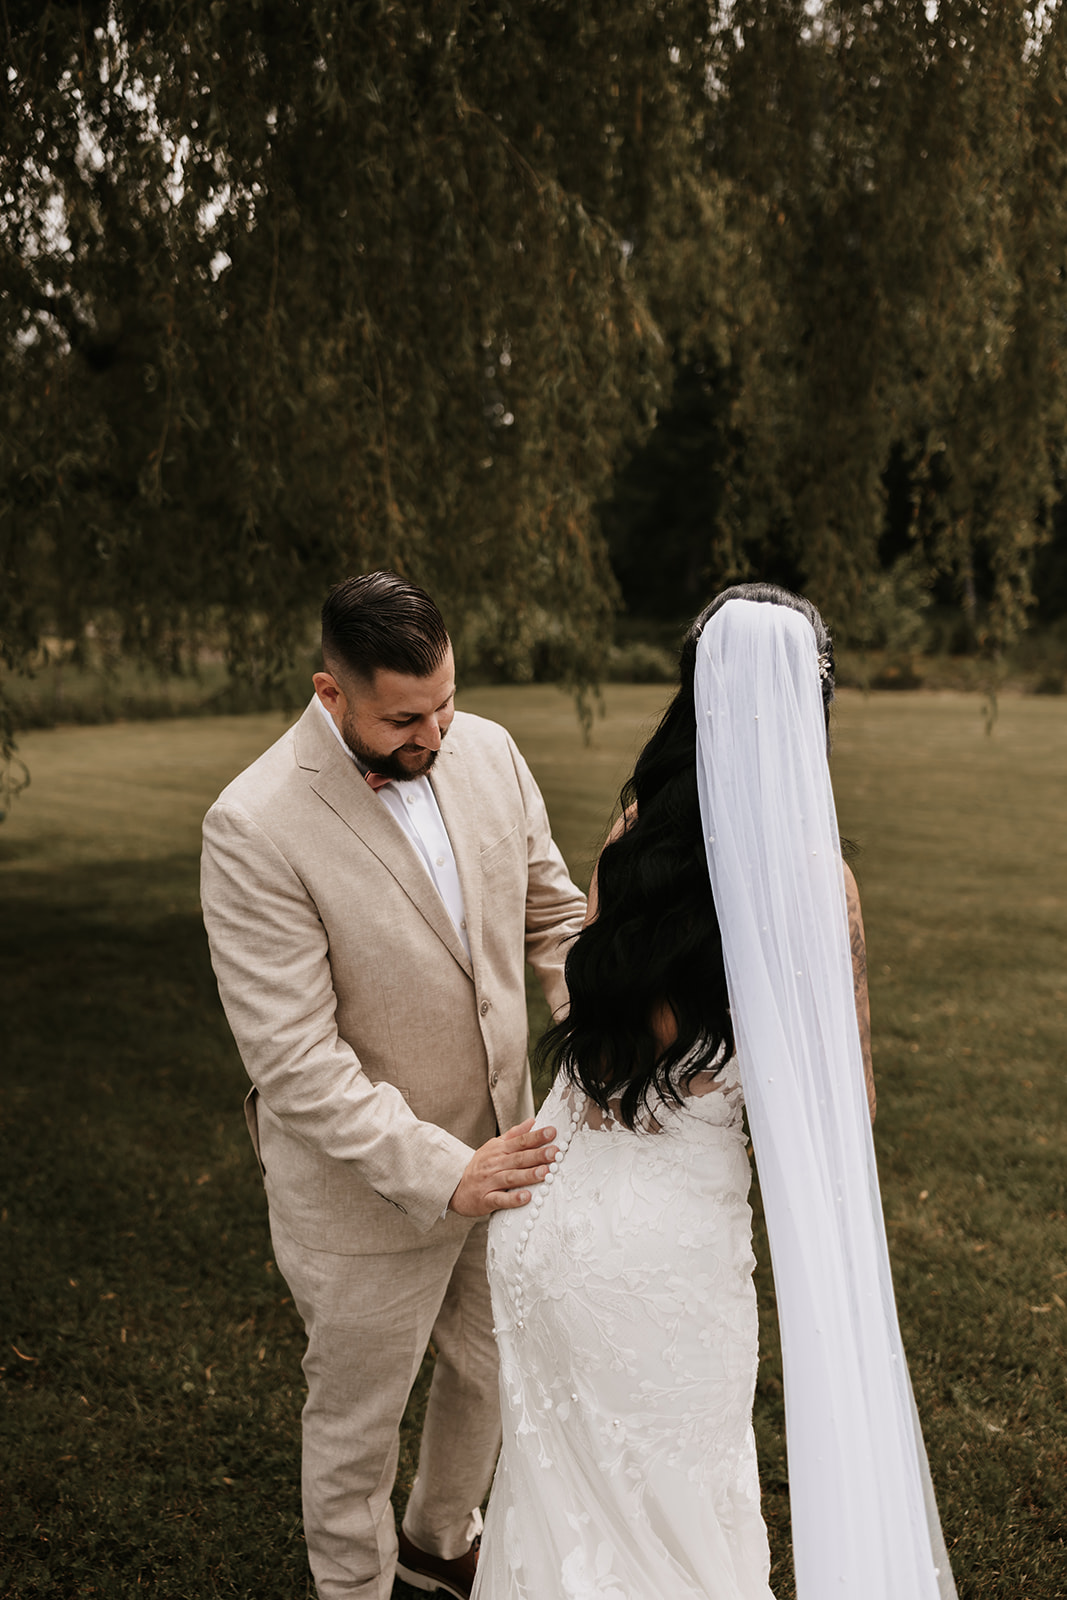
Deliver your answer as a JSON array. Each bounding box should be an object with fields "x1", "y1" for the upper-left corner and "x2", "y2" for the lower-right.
[{"x1": 365, "y1": 769, "x2": 392, "y2": 792}]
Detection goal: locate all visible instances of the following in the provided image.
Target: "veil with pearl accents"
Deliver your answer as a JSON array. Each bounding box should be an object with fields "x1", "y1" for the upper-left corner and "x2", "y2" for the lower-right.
[{"x1": 694, "y1": 599, "x2": 956, "y2": 1600}]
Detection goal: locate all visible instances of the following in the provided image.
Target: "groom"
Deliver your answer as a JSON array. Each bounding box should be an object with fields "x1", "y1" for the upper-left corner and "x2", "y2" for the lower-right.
[{"x1": 200, "y1": 572, "x2": 586, "y2": 1600}]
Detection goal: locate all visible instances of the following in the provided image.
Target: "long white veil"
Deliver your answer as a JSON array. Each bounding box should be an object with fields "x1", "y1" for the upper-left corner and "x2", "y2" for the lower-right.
[{"x1": 695, "y1": 599, "x2": 956, "y2": 1600}]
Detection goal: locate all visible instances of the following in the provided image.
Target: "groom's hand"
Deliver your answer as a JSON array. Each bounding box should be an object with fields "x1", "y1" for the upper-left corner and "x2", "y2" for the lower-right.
[{"x1": 448, "y1": 1118, "x2": 558, "y2": 1217}]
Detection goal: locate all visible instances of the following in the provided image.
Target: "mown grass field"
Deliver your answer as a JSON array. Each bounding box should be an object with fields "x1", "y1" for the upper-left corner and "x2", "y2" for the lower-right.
[{"x1": 1, "y1": 686, "x2": 1065, "y2": 1598}]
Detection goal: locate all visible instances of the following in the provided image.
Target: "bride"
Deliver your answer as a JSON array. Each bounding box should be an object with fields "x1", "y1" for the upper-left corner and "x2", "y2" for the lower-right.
[{"x1": 471, "y1": 587, "x2": 956, "y2": 1600}]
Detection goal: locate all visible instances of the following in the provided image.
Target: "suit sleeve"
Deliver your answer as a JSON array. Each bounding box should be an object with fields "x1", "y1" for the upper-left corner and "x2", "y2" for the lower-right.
[
  {"x1": 505, "y1": 734, "x2": 587, "y2": 1019},
  {"x1": 201, "y1": 800, "x2": 472, "y2": 1231}
]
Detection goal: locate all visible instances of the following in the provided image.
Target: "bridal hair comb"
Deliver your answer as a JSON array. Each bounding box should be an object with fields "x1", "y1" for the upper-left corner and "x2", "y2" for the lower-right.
[{"x1": 817, "y1": 649, "x2": 833, "y2": 683}]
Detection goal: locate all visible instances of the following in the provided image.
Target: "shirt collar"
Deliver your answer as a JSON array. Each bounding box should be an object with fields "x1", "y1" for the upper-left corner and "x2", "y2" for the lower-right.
[{"x1": 314, "y1": 694, "x2": 370, "y2": 775}]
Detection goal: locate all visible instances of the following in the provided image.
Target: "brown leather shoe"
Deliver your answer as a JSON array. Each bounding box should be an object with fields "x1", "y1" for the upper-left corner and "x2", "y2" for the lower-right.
[{"x1": 395, "y1": 1525, "x2": 480, "y2": 1600}]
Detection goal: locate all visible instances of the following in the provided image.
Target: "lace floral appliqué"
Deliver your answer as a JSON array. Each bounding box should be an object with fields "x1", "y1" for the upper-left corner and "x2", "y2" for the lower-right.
[{"x1": 474, "y1": 1060, "x2": 775, "y2": 1600}]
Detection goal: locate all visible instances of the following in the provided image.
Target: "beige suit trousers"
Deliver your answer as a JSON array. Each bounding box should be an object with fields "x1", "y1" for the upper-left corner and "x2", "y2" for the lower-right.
[{"x1": 270, "y1": 1208, "x2": 501, "y2": 1600}]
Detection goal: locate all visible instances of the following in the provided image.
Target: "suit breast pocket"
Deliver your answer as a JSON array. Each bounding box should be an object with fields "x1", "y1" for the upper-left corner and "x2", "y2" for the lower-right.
[{"x1": 480, "y1": 822, "x2": 524, "y2": 882}]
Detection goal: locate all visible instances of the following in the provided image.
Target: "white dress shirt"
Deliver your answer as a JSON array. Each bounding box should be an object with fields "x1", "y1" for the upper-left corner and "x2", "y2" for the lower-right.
[{"x1": 315, "y1": 696, "x2": 471, "y2": 960}]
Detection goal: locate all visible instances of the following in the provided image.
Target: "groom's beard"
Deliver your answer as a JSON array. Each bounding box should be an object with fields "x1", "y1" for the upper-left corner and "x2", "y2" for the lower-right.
[{"x1": 340, "y1": 717, "x2": 447, "y2": 782}]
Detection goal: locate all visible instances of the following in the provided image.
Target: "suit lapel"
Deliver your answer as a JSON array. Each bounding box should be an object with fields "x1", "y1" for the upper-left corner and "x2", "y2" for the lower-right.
[
  {"x1": 430, "y1": 738, "x2": 483, "y2": 976},
  {"x1": 295, "y1": 702, "x2": 474, "y2": 979}
]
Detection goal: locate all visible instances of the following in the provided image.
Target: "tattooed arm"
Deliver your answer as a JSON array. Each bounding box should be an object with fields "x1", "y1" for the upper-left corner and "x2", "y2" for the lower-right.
[{"x1": 843, "y1": 862, "x2": 876, "y2": 1124}]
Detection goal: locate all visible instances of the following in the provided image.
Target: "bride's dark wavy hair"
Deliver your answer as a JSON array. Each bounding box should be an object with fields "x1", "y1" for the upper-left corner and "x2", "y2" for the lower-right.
[{"x1": 538, "y1": 582, "x2": 835, "y2": 1129}]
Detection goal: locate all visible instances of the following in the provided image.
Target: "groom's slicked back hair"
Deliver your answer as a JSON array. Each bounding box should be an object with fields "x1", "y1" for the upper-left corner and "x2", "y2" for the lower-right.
[{"x1": 321, "y1": 572, "x2": 450, "y2": 683}]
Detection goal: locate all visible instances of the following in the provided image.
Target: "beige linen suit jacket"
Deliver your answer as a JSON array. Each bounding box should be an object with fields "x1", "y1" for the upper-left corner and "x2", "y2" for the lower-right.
[{"x1": 201, "y1": 701, "x2": 585, "y2": 1255}]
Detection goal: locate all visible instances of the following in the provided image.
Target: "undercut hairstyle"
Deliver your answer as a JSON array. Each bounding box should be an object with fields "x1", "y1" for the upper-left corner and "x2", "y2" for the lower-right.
[
  {"x1": 321, "y1": 572, "x2": 450, "y2": 683},
  {"x1": 537, "y1": 582, "x2": 835, "y2": 1130}
]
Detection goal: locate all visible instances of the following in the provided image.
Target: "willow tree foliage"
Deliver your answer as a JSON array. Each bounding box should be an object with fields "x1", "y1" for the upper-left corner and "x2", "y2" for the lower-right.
[
  {"x1": 702, "y1": 0, "x2": 1067, "y2": 643},
  {"x1": 605, "y1": 3, "x2": 1067, "y2": 645},
  {"x1": 3, "y1": 1, "x2": 1067, "y2": 799},
  {"x1": 0, "y1": 1, "x2": 709, "y2": 725}
]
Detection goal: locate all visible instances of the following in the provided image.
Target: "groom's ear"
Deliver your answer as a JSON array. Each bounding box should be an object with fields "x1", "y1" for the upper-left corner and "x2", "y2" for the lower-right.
[{"x1": 313, "y1": 671, "x2": 346, "y2": 718}]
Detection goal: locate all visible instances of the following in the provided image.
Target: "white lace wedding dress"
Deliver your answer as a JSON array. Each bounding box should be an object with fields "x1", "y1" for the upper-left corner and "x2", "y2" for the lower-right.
[{"x1": 472, "y1": 1060, "x2": 775, "y2": 1600}]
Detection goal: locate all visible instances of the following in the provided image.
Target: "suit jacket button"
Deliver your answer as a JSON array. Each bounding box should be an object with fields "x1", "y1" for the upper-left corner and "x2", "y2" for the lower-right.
[
  {"x1": 480, "y1": 1000, "x2": 490, "y2": 1016},
  {"x1": 490, "y1": 1071, "x2": 499, "y2": 1088}
]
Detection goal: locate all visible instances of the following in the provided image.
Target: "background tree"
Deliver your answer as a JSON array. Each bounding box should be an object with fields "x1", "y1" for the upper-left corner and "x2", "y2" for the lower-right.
[
  {"x1": 0, "y1": 0, "x2": 718, "y2": 772},
  {"x1": 4, "y1": 0, "x2": 1067, "y2": 807},
  {"x1": 604, "y1": 0, "x2": 1067, "y2": 646}
]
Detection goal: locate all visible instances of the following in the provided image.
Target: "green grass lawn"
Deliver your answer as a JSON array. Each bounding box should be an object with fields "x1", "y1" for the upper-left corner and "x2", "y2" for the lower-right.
[{"x1": 1, "y1": 687, "x2": 1065, "y2": 1598}]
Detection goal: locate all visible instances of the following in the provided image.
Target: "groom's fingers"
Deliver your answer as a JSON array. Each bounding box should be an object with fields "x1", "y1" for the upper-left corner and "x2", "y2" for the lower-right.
[
  {"x1": 501, "y1": 1119, "x2": 557, "y2": 1153},
  {"x1": 447, "y1": 1121, "x2": 561, "y2": 1216},
  {"x1": 505, "y1": 1138, "x2": 558, "y2": 1172},
  {"x1": 496, "y1": 1119, "x2": 558, "y2": 1180}
]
